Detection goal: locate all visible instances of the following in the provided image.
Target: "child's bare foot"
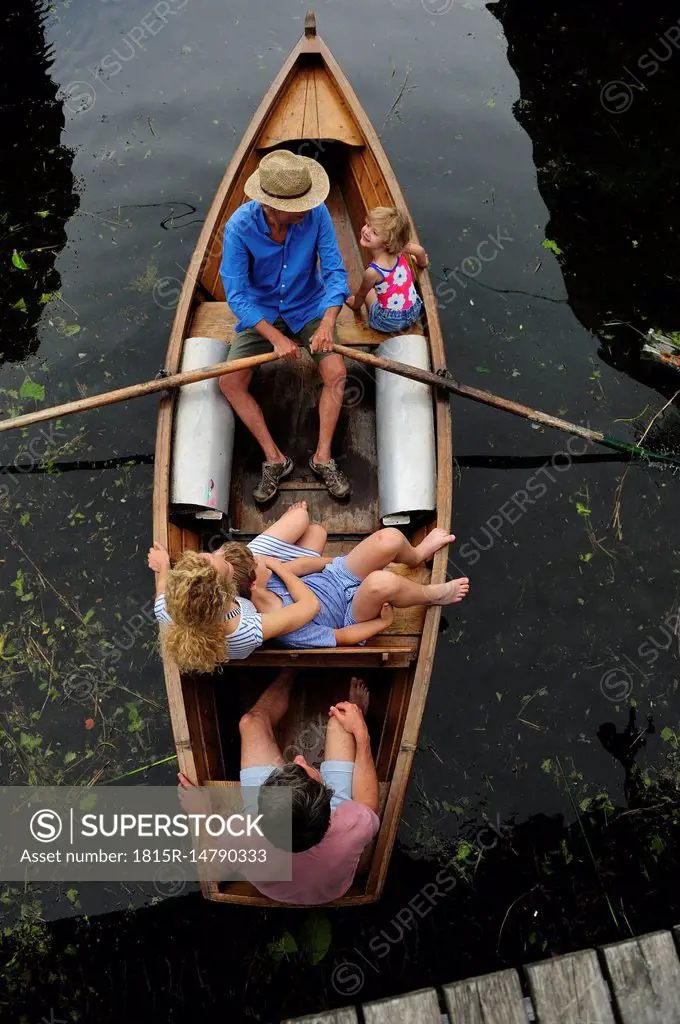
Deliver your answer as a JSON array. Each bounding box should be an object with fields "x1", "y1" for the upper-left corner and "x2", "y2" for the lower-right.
[
  {"x1": 425, "y1": 577, "x2": 470, "y2": 605},
  {"x1": 379, "y1": 602, "x2": 394, "y2": 628},
  {"x1": 284, "y1": 500, "x2": 308, "y2": 515},
  {"x1": 414, "y1": 528, "x2": 456, "y2": 563},
  {"x1": 348, "y1": 676, "x2": 369, "y2": 713}
]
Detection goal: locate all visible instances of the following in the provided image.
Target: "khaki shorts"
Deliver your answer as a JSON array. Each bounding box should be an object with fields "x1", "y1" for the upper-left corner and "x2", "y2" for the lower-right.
[{"x1": 226, "y1": 316, "x2": 338, "y2": 365}]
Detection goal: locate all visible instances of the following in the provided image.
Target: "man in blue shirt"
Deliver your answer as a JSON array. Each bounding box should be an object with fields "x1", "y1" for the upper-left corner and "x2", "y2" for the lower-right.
[{"x1": 219, "y1": 150, "x2": 351, "y2": 504}]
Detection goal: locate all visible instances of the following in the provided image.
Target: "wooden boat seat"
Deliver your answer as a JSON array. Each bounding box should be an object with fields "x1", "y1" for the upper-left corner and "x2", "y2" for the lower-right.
[
  {"x1": 245, "y1": 638, "x2": 418, "y2": 668},
  {"x1": 189, "y1": 301, "x2": 423, "y2": 348}
]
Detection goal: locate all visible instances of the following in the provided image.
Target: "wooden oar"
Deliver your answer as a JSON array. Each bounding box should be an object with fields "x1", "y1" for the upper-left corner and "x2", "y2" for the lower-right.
[
  {"x1": 0, "y1": 351, "x2": 279, "y2": 434},
  {"x1": 334, "y1": 343, "x2": 680, "y2": 468}
]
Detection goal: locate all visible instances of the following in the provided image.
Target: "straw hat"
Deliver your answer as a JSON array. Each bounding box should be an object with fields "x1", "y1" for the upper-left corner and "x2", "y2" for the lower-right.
[{"x1": 244, "y1": 150, "x2": 330, "y2": 212}]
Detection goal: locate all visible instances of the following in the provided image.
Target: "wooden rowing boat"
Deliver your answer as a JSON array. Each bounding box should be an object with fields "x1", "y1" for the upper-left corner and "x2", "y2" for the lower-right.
[{"x1": 152, "y1": 11, "x2": 453, "y2": 906}]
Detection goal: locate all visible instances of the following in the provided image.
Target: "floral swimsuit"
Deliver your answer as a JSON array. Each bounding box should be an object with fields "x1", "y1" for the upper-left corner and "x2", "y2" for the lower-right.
[{"x1": 367, "y1": 252, "x2": 423, "y2": 333}]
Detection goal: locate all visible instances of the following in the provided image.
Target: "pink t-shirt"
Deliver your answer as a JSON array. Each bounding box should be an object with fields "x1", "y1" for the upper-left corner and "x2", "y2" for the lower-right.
[{"x1": 254, "y1": 800, "x2": 380, "y2": 905}]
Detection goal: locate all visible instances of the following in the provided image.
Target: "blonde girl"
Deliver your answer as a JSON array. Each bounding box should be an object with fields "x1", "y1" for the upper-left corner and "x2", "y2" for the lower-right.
[
  {"x1": 345, "y1": 206, "x2": 428, "y2": 334},
  {"x1": 148, "y1": 538, "x2": 320, "y2": 673}
]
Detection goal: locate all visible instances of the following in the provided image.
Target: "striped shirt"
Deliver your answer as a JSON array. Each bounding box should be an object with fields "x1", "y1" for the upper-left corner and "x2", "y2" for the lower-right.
[
  {"x1": 152, "y1": 534, "x2": 318, "y2": 662},
  {"x1": 153, "y1": 593, "x2": 263, "y2": 661}
]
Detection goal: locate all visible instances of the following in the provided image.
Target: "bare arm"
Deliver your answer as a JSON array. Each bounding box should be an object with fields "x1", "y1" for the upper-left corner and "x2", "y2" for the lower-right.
[
  {"x1": 335, "y1": 602, "x2": 393, "y2": 646},
  {"x1": 155, "y1": 571, "x2": 168, "y2": 599},
  {"x1": 404, "y1": 242, "x2": 429, "y2": 268},
  {"x1": 260, "y1": 562, "x2": 320, "y2": 640},
  {"x1": 279, "y1": 555, "x2": 333, "y2": 577},
  {"x1": 334, "y1": 618, "x2": 388, "y2": 645},
  {"x1": 321, "y1": 305, "x2": 341, "y2": 325},
  {"x1": 328, "y1": 702, "x2": 379, "y2": 813},
  {"x1": 346, "y1": 267, "x2": 380, "y2": 311},
  {"x1": 352, "y1": 730, "x2": 379, "y2": 813},
  {"x1": 148, "y1": 542, "x2": 170, "y2": 598}
]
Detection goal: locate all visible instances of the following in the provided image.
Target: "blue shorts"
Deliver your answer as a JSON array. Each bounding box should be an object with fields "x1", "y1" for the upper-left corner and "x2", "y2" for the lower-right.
[
  {"x1": 240, "y1": 760, "x2": 354, "y2": 813},
  {"x1": 307, "y1": 556, "x2": 362, "y2": 630},
  {"x1": 265, "y1": 555, "x2": 363, "y2": 648},
  {"x1": 367, "y1": 295, "x2": 423, "y2": 334}
]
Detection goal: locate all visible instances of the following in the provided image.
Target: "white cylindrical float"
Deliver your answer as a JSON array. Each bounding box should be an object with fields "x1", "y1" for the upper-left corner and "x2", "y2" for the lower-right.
[
  {"x1": 170, "y1": 336, "x2": 235, "y2": 520},
  {"x1": 375, "y1": 334, "x2": 437, "y2": 525}
]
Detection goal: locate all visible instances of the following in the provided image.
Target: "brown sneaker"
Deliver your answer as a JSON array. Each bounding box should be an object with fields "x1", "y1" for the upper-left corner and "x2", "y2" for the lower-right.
[
  {"x1": 309, "y1": 457, "x2": 351, "y2": 499},
  {"x1": 253, "y1": 456, "x2": 294, "y2": 504}
]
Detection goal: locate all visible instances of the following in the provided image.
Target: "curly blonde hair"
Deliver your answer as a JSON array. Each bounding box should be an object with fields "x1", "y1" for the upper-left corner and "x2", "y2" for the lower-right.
[
  {"x1": 219, "y1": 542, "x2": 257, "y2": 598},
  {"x1": 160, "y1": 551, "x2": 237, "y2": 674},
  {"x1": 368, "y1": 206, "x2": 411, "y2": 255}
]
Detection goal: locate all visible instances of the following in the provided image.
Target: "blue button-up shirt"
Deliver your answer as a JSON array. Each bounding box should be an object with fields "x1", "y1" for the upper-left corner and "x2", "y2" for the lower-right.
[{"x1": 219, "y1": 200, "x2": 349, "y2": 334}]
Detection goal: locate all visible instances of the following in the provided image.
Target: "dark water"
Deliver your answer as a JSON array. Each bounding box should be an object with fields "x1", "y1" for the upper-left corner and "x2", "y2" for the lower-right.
[{"x1": 1, "y1": 0, "x2": 680, "y2": 1019}]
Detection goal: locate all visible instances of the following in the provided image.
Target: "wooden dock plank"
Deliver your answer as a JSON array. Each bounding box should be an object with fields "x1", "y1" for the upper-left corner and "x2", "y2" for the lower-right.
[
  {"x1": 443, "y1": 969, "x2": 527, "y2": 1023},
  {"x1": 282, "y1": 1009, "x2": 359, "y2": 1024},
  {"x1": 525, "y1": 950, "x2": 616, "y2": 1023},
  {"x1": 601, "y1": 930, "x2": 680, "y2": 1024},
  {"x1": 362, "y1": 987, "x2": 443, "y2": 1024}
]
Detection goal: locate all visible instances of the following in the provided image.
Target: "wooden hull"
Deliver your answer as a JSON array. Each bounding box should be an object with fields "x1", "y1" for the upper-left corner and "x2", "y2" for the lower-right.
[{"x1": 152, "y1": 14, "x2": 453, "y2": 906}]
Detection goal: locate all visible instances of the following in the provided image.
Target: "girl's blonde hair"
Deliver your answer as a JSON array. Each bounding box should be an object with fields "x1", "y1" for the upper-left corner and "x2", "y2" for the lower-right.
[
  {"x1": 161, "y1": 551, "x2": 236, "y2": 674},
  {"x1": 368, "y1": 206, "x2": 411, "y2": 255},
  {"x1": 220, "y1": 542, "x2": 257, "y2": 598}
]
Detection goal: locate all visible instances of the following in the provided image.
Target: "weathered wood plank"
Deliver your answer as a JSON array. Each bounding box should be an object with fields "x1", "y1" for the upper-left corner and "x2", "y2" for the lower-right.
[
  {"x1": 362, "y1": 988, "x2": 442, "y2": 1024},
  {"x1": 525, "y1": 950, "x2": 615, "y2": 1024},
  {"x1": 314, "y1": 68, "x2": 364, "y2": 145},
  {"x1": 301, "y1": 68, "x2": 320, "y2": 141},
  {"x1": 601, "y1": 930, "x2": 680, "y2": 1024},
  {"x1": 443, "y1": 969, "x2": 526, "y2": 1024},
  {"x1": 256, "y1": 69, "x2": 308, "y2": 148},
  {"x1": 189, "y1": 300, "x2": 422, "y2": 346},
  {"x1": 282, "y1": 1009, "x2": 359, "y2": 1024}
]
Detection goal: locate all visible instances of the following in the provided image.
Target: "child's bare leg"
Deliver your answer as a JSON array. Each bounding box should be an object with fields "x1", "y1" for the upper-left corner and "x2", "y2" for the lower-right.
[
  {"x1": 297, "y1": 523, "x2": 327, "y2": 554},
  {"x1": 261, "y1": 501, "x2": 309, "y2": 545},
  {"x1": 344, "y1": 527, "x2": 455, "y2": 579},
  {"x1": 351, "y1": 570, "x2": 469, "y2": 620},
  {"x1": 239, "y1": 668, "x2": 296, "y2": 770}
]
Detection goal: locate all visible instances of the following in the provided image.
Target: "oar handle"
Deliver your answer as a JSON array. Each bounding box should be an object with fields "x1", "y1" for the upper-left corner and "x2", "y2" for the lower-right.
[{"x1": 0, "y1": 351, "x2": 280, "y2": 434}]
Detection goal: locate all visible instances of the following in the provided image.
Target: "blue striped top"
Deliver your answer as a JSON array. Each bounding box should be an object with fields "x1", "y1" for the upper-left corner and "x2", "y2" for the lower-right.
[{"x1": 153, "y1": 593, "x2": 263, "y2": 661}]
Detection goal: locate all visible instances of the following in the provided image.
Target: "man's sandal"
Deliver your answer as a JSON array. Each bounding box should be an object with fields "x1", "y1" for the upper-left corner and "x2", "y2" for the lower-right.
[
  {"x1": 253, "y1": 456, "x2": 294, "y2": 504},
  {"x1": 309, "y1": 457, "x2": 351, "y2": 499}
]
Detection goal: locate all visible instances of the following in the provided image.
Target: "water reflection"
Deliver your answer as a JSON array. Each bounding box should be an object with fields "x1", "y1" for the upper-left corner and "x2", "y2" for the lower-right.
[
  {"x1": 1, "y1": 0, "x2": 78, "y2": 364},
  {"x1": 492, "y1": 0, "x2": 680, "y2": 402}
]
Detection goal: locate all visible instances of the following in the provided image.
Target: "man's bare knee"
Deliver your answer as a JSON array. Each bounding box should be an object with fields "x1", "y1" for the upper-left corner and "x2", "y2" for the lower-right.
[
  {"x1": 239, "y1": 709, "x2": 271, "y2": 736},
  {"x1": 319, "y1": 355, "x2": 346, "y2": 385},
  {"x1": 219, "y1": 369, "x2": 251, "y2": 400}
]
